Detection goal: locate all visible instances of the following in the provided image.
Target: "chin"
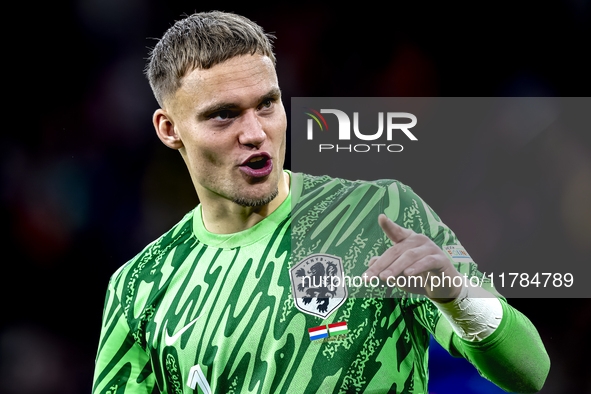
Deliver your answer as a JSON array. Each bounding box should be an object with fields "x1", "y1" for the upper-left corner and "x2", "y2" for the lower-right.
[{"x1": 232, "y1": 186, "x2": 279, "y2": 208}]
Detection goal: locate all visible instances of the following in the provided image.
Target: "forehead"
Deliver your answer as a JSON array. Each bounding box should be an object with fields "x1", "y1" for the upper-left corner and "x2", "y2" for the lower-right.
[{"x1": 170, "y1": 54, "x2": 279, "y2": 113}]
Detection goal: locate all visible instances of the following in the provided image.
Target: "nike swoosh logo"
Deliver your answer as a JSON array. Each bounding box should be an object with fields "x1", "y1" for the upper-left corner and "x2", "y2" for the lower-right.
[{"x1": 164, "y1": 314, "x2": 204, "y2": 347}]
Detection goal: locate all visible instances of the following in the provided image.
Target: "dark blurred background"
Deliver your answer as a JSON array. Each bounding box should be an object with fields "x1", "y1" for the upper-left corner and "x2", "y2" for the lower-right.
[{"x1": 1, "y1": 1, "x2": 590, "y2": 393}]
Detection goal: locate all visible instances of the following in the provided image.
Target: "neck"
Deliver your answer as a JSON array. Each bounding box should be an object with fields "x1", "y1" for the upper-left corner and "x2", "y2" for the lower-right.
[{"x1": 200, "y1": 171, "x2": 290, "y2": 234}]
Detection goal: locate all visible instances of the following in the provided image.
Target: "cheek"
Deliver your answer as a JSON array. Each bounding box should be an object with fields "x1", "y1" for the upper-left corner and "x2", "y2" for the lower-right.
[
  {"x1": 202, "y1": 149, "x2": 226, "y2": 166},
  {"x1": 187, "y1": 145, "x2": 226, "y2": 170},
  {"x1": 179, "y1": 126, "x2": 228, "y2": 168},
  {"x1": 266, "y1": 109, "x2": 288, "y2": 141}
]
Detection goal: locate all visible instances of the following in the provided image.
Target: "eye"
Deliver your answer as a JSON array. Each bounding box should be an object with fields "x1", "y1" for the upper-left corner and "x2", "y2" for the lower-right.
[
  {"x1": 208, "y1": 110, "x2": 234, "y2": 121},
  {"x1": 258, "y1": 98, "x2": 274, "y2": 110}
]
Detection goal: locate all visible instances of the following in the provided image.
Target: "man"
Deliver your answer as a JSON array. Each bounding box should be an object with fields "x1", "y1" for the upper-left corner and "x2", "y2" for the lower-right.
[{"x1": 93, "y1": 11, "x2": 549, "y2": 393}]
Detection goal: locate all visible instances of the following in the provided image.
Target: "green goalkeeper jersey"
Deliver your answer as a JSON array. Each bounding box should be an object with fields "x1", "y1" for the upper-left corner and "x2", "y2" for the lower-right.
[{"x1": 92, "y1": 171, "x2": 545, "y2": 394}]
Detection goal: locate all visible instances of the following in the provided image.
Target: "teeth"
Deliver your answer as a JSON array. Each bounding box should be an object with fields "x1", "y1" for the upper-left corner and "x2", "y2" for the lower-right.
[{"x1": 249, "y1": 156, "x2": 264, "y2": 162}]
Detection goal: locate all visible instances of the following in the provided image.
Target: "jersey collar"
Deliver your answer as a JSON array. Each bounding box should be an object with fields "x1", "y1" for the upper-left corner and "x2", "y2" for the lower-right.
[{"x1": 192, "y1": 170, "x2": 296, "y2": 249}]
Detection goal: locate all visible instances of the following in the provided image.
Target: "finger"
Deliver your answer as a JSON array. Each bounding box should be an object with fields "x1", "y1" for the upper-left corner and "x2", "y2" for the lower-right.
[
  {"x1": 378, "y1": 214, "x2": 413, "y2": 244},
  {"x1": 403, "y1": 254, "x2": 441, "y2": 276},
  {"x1": 364, "y1": 244, "x2": 424, "y2": 280},
  {"x1": 364, "y1": 246, "x2": 406, "y2": 278},
  {"x1": 375, "y1": 245, "x2": 432, "y2": 280},
  {"x1": 368, "y1": 256, "x2": 379, "y2": 267}
]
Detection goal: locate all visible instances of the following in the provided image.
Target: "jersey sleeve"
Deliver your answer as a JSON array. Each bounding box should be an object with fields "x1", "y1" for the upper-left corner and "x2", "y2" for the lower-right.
[
  {"x1": 434, "y1": 298, "x2": 550, "y2": 393},
  {"x1": 92, "y1": 275, "x2": 156, "y2": 394},
  {"x1": 383, "y1": 180, "x2": 494, "y2": 295},
  {"x1": 385, "y1": 181, "x2": 549, "y2": 392}
]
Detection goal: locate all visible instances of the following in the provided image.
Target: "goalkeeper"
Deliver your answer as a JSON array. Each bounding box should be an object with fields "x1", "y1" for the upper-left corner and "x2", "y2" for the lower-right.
[{"x1": 92, "y1": 11, "x2": 550, "y2": 394}]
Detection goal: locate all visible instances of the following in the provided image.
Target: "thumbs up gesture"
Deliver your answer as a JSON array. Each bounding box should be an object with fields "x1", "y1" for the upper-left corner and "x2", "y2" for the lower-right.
[{"x1": 363, "y1": 214, "x2": 463, "y2": 302}]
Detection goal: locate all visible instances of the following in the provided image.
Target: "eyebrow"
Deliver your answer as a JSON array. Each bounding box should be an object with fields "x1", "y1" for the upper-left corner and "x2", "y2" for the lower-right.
[{"x1": 198, "y1": 87, "x2": 282, "y2": 118}]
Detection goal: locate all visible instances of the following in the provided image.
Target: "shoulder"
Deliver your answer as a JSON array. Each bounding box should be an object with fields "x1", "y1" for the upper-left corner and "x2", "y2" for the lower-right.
[
  {"x1": 294, "y1": 172, "x2": 405, "y2": 197},
  {"x1": 108, "y1": 209, "x2": 196, "y2": 295},
  {"x1": 291, "y1": 172, "x2": 423, "y2": 223},
  {"x1": 291, "y1": 172, "x2": 440, "y2": 221}
]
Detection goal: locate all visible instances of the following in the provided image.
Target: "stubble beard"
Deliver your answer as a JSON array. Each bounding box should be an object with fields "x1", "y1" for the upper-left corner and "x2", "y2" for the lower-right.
[{"x1": 232, "y1": 186, "x2": 279, "y2": 207}]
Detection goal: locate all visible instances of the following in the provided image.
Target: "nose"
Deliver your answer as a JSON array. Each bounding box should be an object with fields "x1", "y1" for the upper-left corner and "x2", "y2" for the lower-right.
[{"x1": 238, "y1": 111, "x2": 267, "y2": 148}]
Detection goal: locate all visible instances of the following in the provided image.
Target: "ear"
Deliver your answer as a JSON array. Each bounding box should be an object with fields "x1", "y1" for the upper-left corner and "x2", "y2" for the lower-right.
[{"x1": 153, "y1": 108, "x2": 184, "y2": 150}]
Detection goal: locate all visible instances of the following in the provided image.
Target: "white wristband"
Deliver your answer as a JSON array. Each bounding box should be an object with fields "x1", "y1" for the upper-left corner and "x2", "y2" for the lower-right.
[{"x1": 432, "y1": 285, "x2": 503, "y2": 342}]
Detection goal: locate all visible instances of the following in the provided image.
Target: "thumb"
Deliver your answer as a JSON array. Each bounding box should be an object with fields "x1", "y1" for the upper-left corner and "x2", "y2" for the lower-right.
[{"x1": 378, "y1": 214, "x2": 413, "y2": 243}]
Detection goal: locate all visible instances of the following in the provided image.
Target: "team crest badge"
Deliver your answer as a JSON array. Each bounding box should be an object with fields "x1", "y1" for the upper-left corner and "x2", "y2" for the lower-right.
[{"x1": 289, "y1": 253, "x2": 348, "y2": 319}]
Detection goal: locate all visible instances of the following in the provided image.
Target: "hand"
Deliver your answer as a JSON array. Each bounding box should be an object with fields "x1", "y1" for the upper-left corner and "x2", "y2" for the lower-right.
[{"x1": 363, "y1": 214, "x2": 463, "y2": 302}]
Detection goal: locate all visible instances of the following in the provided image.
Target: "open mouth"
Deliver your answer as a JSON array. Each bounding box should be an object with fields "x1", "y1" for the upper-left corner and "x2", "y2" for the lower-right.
[
  {"x1": 244, "y1": 155, "x2": 268, "y2": 170},
  {"x1": 239, "y1": 154, "x2": 273, "y2": 177}
]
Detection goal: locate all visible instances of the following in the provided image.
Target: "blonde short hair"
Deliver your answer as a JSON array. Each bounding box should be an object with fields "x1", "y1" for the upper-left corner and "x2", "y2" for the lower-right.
[{"x1": 145, "y1": 11, "x2": 276, "y2": 107}]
